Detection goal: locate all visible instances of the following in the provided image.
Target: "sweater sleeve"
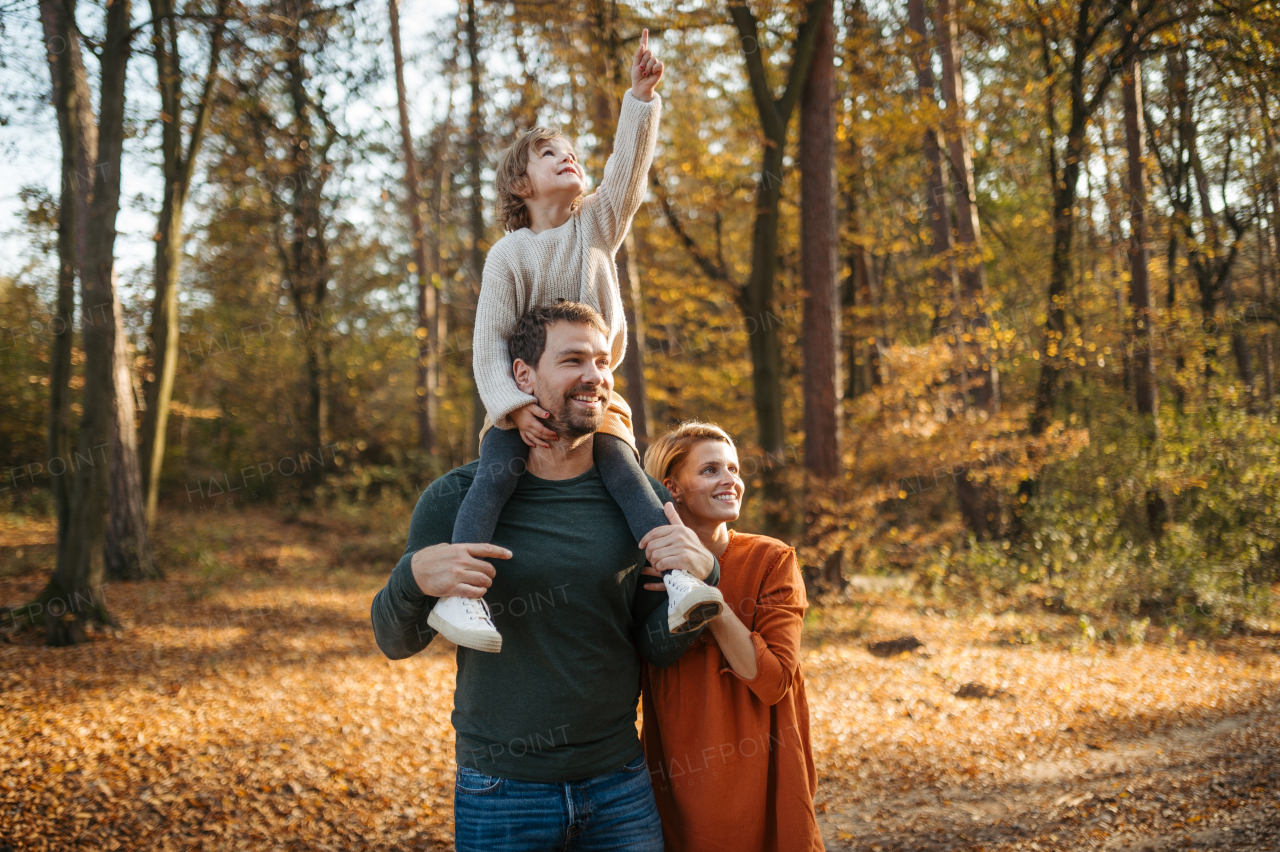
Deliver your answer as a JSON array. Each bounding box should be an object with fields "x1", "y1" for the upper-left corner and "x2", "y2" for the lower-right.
[
  {"x1": 370, "y1": 474, "x2": 466, "y2": 659},
  {"x1": 719, "y1": 547, "x2": 806, "y2": 705},
  {"x1": 473, "y1": 241, "x2": 538, "y2": 428},
  {"x1": 578, "y1": 91, "x2": 661, "y2": 253}
]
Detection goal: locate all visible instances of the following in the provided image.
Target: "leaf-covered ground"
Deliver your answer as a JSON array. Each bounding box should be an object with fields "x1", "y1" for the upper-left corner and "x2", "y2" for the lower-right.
[{"x1": 2, "y1": 505, "x2": 1279, "y2": 851}]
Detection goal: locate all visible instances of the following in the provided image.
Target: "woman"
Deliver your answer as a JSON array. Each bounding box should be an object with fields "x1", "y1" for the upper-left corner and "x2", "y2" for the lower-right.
[{"x1": 640, "y1": 422, "x2": 824, "y2": 851}]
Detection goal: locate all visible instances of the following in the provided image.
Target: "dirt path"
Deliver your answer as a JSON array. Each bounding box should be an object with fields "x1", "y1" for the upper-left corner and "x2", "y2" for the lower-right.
[{"x1": 818, "y1": 706, "x2": 1280, "y2": 850}]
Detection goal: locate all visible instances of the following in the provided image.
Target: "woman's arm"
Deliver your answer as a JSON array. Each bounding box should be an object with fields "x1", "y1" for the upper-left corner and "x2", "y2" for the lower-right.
[
  {"x1": 705, "y1": 609, "x2": 758, "y2": 679},
  {"x1": 715, "y1": 548, "x2": 806, "y2": 705}
]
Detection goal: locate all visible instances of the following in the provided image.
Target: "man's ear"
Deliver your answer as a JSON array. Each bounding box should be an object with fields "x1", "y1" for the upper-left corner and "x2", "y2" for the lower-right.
[{"x1": 512, "y1": 358, "x2": 535, "y2": 395}]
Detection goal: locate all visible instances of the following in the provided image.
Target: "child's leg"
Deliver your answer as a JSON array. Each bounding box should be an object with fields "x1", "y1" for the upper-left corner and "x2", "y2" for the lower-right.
[
  {"x1": 453, "y1": 425, "x2": 529, "y2": 545},
  {"x1": 594, "y1": 433, "x2": 668, "y2": 545}
]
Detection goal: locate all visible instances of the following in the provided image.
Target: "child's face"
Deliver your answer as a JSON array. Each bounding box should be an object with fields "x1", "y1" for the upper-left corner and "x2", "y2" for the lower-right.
[{"x1": 523, "y1": 136, "x2": 585, "y2": 204}]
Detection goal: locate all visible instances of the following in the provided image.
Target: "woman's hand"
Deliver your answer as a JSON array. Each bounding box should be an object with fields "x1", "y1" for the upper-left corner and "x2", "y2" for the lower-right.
[
  {"x1": 510, "y1": 403, "x2": 558, "y2": 449},
  {"x1": 639, "y1": 503, "x2": 713, "y2": 577},
  {"x1": 630, "y1": 28, "x2": 664, "y2": 102}
]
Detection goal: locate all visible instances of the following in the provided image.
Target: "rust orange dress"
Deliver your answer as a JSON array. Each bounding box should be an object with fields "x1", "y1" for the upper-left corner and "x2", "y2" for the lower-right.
[{"x1": 640, "y1": 530, "x2": 824, "y2": 851}]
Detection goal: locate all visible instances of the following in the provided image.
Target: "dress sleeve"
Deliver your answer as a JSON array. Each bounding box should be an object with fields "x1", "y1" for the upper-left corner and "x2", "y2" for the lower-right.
[
  {"x1": 719, "y1": 547, "x2": 806, "y2": 705},
  {"x1": 473, "y1": 241, "x2": 538, "y2": 428},
  {"x1": 577, "y1": 91, "x2": 661, "y2": 253}
]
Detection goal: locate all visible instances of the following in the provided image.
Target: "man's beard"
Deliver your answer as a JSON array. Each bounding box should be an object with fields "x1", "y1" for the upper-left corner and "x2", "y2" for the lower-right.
[{"x1": 541, "y1": 383, "x2": 609, "y2": 440}]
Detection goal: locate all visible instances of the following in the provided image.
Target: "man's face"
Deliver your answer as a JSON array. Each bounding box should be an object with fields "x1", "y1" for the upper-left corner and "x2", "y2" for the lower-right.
[
  {"x1": 517, "y1": 321, "x2": 612, "y2": 440},
  {"x1": 523, "y1": 136, "x2": 586, "y2": 205}
]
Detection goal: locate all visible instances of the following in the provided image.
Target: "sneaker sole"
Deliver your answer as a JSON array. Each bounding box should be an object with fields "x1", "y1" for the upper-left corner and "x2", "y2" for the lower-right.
[
  {"x1": 427, "y1": 607, "x2": 503, "y2": 653},
  {"x1": 669, "y1": 586, "x2": 725, "y2": 634}
]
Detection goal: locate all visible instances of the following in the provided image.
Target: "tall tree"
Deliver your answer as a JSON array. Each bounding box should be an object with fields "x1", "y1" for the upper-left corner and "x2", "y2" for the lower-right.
[
  {"x1": 935, "y1": 0, "x2": 999, "y2": 538},
  {"x1": 389, "y1": 0, "x2": 438, "y2": 454},
  {"x1": 587, "y1": 0, "x2": 653, "y2": 449},
  {"x1": 37, "y1": 0, "x2": 95, "y2": 550},
  {"x1": 728, "y1": 0, "x2": 824, "y2": 536},
  {"x1": 40, "y1": 0, "x2": 133, "y2": 644},
  {"x1": 106, "y1": 281, "x2": 158, "y2": 580},
  {"x1": 1018, "y1": 0, "x2": 1160, "y2": 505},
  {"x1": 137, "y1": 0, "x2": 230, "y2": 526},
  {"x1": 799, "y1": 0, "x2": 841, "y2": 586},
  {"x1": 465, "y1": 0, "x2": 486, "y2": 459},
  {"x1": 1121, "y1": 7, "x2": 1166, "y2": 531},
  {"x1": 840, "y1": 0, "x2": 880, "y2": 401},
  {"x1": 1121, "y1": 13, "x2": 1157, "y2": 440},
  {"x1": 906, "y1": 0, "x2": 958, "y2": 318}
]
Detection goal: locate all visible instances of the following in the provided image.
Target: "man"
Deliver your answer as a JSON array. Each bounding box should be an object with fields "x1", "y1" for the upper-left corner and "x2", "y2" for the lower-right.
[{"x1": 371, "y1": 301, "x2": 717, "y2": 850}]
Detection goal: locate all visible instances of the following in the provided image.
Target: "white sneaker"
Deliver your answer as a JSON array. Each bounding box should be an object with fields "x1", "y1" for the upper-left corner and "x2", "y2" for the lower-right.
[
  {"x1": 427, "y1": 595, "x2": 503, "y2": 653},
  {"x1": 664, "y1": 570, "x2": 725, "y2": 634}
]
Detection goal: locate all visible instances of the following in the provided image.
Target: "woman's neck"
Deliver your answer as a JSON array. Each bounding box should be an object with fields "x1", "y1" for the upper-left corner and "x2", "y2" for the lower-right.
[
  {"x1": 526, "y1": 196, "x2": 575, "y2": 234},
  {"x1": 681, "y1": 513, "x2": 731, "y2": 559}
]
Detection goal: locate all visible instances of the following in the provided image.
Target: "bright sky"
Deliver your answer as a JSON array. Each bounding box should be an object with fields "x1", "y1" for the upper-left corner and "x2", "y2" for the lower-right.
[{"x1": 0, "y1": 0, "x2": 458, "y2": 307}]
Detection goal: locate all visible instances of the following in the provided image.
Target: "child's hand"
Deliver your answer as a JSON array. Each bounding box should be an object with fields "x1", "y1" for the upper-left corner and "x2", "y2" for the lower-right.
[
  {"x1": 631, "y1": 28, "x2": 663, "y2": 102},
  {"x1": 511, "y1": 403, "x2": 559, "y2": 449}
]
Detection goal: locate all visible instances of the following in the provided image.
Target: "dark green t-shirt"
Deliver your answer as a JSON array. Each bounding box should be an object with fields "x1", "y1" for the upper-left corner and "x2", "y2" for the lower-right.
[{"x1": 370, "y1": 460, "x2": 716, "y2": 782}]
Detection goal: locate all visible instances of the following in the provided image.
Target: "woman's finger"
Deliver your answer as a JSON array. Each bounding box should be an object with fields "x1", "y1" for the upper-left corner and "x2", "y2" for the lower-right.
[{"x1": 643, "y1": 582, "x2": 666, "y2": 592}]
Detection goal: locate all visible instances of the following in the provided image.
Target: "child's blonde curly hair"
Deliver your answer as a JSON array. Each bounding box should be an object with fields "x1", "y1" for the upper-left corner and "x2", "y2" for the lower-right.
[{"x1": 495, "y1": 127, "x2": 583, "y2": 232}]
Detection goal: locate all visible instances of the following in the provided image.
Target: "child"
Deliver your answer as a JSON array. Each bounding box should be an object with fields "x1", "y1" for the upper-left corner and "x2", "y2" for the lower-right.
[{"x1": 427, "y1": 29, "x2": 724, "y2": 653}]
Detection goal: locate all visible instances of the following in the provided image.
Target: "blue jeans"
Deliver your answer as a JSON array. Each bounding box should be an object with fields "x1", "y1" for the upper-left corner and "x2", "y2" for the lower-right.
[{"x1": 453, "y1": 753, "x2": 664, "y2": 851}]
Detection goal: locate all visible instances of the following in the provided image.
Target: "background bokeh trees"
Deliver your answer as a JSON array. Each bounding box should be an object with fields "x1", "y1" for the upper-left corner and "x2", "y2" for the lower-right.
[{"x1": 4, "y1": 0, "x2": 1280, "y2": 642}]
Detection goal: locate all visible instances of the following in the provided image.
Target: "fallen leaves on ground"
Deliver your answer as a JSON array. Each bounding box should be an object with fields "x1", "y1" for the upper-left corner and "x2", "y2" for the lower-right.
[{"x1": 2, "y1": 505, "x2": 1280, "y2": 851}]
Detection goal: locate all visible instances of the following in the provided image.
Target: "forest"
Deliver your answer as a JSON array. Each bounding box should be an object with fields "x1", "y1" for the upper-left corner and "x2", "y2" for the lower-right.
[
  {"x1": 3, "y1": 0, "x2": 1280, "y2": 848},
  {"x1": 4, "y1": 0, "x2": 1280, "y2": 637}
]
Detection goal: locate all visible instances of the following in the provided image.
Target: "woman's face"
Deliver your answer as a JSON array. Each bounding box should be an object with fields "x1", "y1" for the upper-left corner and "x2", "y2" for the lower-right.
[{"x1": 665, "y1": 440, "x2": 745, "y2": 525}]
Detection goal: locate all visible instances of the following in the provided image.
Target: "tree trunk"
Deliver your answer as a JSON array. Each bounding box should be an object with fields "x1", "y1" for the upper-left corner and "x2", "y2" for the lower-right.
[
  {"x1": 38, "y1": 0, "x2": 95, "y2": 550},
  {"x1": 390, "y1": 0, "x2": 437, "y2": 456},
  {"x1": 106, "y1": 282, "x2": 159, "y2": 580},
  {"x1": 1122, "y1": 34, "x2": 1166, "y2": 531},
  {"x1": 935, "y1": 0, "x2": 1000, "y2": 538},
  {"x1": 907, "y1": 0, "x2": 958, "y2": 320},
  {"x1": 465, "y1": 0, "x2": 486, "y2": 460},
  {"x1": 840, "y1": 0, "x2": 877, "y2": 400},
  {"x1": 1122, "y1": 46, "x2": 1158, "y2": 437},
  {"x1": 800, "y1": 0, "x2": 839, "y2": 480},
  {"x1": 728, "y1": 0, "x2": 824, "y2": 538},
  {"x1": 935, "y1": 0, "x2": 995, "y2": 409},
  {"x1": 588, "y1": 3, "x2": 653, "y2": 449},
  {"x1": 138, "y1": 0, "x2": 227, "y2": 527},
  {"x1": 799, "y1": 0, "x2": 841, "y2": 587},
  {"x1": 44, "y1": 0, "x2": 132, "y2": 645}
]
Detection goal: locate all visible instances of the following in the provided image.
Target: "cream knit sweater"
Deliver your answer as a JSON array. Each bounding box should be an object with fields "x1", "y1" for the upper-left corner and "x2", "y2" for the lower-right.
[{"x1": 474, "y1": 91, "x2": 661, "y2": 429}]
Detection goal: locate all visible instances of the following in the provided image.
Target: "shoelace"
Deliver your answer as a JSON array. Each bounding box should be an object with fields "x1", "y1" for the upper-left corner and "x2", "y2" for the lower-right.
[
  {"x1": 458, "y1": 596, "x2": 495, "y2": 627},
  {"x1": 666, "y1": 571, "x2": 698, "y2": 594}
]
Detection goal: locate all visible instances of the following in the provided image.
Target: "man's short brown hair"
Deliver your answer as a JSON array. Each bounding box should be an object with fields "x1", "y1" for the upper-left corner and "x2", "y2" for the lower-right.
[
  {"x1": 507, "y1": 301, "x2": 608, "y2": 368},
  {"x1": 495, "y1": 127, "x2": 583, "y2": 232}
]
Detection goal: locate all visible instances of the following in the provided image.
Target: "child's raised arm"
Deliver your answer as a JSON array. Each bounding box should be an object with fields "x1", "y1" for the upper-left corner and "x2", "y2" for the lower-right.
[
  {"x1": 631, "y1": 28, "x2": 664, "y2": 102},
  {"x1": 578, "y1": 28, "x2": 664, "y2": 251}
]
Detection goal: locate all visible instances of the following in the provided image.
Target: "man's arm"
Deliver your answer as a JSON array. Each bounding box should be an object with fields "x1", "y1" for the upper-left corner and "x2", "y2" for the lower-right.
[
  {"x1": 632, "y1": 552, "x2": 719, "y2": 668},
  {"x1": 370, "y1": 473, "x2": 509, "y2": 659},
  {"x1": 631, "y1": 489, "x2": 720, "y2": 668}
]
